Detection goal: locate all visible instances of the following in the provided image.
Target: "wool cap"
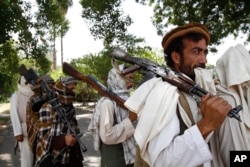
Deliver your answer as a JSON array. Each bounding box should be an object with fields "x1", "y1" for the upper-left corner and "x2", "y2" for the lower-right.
[{"x1": 162, "y1": 22, "x2": 210, "y2": 51}]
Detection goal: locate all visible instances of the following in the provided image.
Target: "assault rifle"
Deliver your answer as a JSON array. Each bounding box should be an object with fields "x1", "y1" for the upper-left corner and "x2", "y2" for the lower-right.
[
  {"x1": 21, "y1": 66, "x2": 87, "y2": 153},
  {"x1": 109, "y1": 48, "x2": 242, "y2": 122},
  {"x1": 62, "y1": 62, "x2": 127, "y2": 110}
]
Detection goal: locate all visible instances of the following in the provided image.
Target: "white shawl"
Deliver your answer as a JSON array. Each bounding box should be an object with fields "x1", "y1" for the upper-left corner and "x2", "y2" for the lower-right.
[
  {"x1": 216, "y1": 44, "x2": 250, "y2": 127},
  {"x1": 212, "y1": 44, "x2": 250, "y2": 167},
  {"x1": 125, "y1": 77, "x2": 179, "y2": 164}
]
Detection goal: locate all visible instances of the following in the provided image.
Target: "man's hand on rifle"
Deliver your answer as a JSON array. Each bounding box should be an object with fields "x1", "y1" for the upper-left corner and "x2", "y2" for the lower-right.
[
  {"x1": 197, "y1": 93, "x2": 232, "y2": 139},
  {"x1": 65, "y1": 134, "x2": 77, "y2": 147},
  {"x1": 129, "y1": 111, "x2": 137, "y2": 122},
  {"x1": 15, "y1": 135, "x2": 23, "y2": 142}
]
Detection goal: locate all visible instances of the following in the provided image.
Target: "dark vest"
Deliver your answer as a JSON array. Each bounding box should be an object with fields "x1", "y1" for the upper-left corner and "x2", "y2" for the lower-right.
[{"x1": 100, "y1": 110, "x2": 133, "y2": 167}]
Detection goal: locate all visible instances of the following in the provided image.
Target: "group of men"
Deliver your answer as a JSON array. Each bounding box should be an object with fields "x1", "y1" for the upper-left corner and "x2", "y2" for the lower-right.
[
  {"x1": 10, "y1": 22, "x2": 250, "y2": 167},
  {"x1": 10, "y1": 72, "x2": 84, "y2": 167}
]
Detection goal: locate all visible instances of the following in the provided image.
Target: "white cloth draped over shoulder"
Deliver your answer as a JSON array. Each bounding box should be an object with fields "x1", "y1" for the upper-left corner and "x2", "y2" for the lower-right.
[{"x1": 125, "y1": 77, "x2": 179, "y2": 164}]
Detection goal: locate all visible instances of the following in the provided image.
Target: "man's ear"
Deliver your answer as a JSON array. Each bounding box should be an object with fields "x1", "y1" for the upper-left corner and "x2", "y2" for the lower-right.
[{"x1": 171, "y1": 51, "x2": 181, "y2": 65}]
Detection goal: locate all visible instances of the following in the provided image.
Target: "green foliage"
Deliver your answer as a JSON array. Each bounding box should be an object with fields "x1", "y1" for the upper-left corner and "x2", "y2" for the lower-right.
[
  {"x1": 80, "y1": 0, "x2": 147, "y2": 49},
  {"x1": 20, "y1": 58, "x2": 52, "y2": 75},
  {"x1": 80, "y1": 0, "x2": 249, "y2": 52},
  {"x1": 0, "y1": 41, "x2": 20, "y2": 101},
  {"x1": 0, "y1": 0, "x2": 72, "y2": 101},
  {"x1": 50, "y1": 67, "x2": 65, "y2": 81},
  {"x1": 0, "y1": 0, "x2": 30, "y2": 44},
  {"x1": 71, "y1": 51, "x2": 112, "y2": 84},
  {"x1": 137, "y1": 0, "x2": 250, "y2": 47}
]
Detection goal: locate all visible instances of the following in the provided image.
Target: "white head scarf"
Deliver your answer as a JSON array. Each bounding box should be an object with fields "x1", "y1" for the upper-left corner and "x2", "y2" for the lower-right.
[
  {"x1": 17, "y1": 76, "x2": 34, "y2": 97},
  {"x1": 107, "y1": 64, "x2": 130, "y2": 99},
  {"x1": 216, "y1": 44, "x2": 250, "y2": 88},
  {"x1": 215, "y1": 44, "x2": 250, "y2": 127}
]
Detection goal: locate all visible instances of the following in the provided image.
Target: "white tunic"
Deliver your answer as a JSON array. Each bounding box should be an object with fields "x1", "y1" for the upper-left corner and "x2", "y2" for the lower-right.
[
  {"x1": 99, "y1": 98, "x2": 135, "y2": 144},
  {"x1": 10, "y1": 76, "x2": 34, "y2": 167}
]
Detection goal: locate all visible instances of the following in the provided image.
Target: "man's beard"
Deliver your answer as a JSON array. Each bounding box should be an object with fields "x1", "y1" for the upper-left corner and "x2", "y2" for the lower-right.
[{"x1": 179, "y1": 63, "x2": 206, "y2": 81}]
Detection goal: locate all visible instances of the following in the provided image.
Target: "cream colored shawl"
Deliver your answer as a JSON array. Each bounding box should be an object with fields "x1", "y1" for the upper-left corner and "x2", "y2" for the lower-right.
[
  {"x1": 125, "y1": 77, "x2": 179, "y2": 164},
  {"x1": 216, "y1": 44, "x2": 250, "y2": 127},
  {"x1": 212, "y1": 44, "x2": 250, "y2": 167}
]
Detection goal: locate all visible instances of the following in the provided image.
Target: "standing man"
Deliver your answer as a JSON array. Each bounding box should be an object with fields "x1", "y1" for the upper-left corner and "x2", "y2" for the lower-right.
[
  {"x1": 10, "y1": 69, "x2": 34, "y2": 167},
  {"x1": 35, "y1": 76, "x2": 84, "y2": 167},
  {"x1": 124, "y1": 22, "x2": 233, "y2": 167},
  {"x1": 88, "y1": 64, "x2": 137, "y2": 167}
]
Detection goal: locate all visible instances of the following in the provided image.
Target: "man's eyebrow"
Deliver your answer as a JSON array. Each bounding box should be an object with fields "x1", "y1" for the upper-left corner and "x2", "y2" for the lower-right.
[
  {"x1": 192, "y1": 47, "x2": 203, "y2": 51},
  {"x1": 191, "y1": 47, "x2": 209, "y2": 55}
]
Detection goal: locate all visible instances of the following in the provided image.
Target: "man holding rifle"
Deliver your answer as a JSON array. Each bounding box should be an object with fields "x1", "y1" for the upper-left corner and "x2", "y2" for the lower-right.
[
  {"x1": 88, "y1": 64, "x2": 137, "y2": 167},
  {"x1": 34, "y1": 76, "x2": 83, "y2": 167},
  {"x1": 124, "y1": 22, "x2": 233, "y2": 167}
]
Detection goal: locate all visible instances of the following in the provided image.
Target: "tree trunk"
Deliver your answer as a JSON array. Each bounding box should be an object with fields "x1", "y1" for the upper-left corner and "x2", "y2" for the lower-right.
[
  {"x1": 53, "y1": 26, "x2": 57, "y2": 69},
  {"x1": 61, "y1": 32, "x2": 63, "y2": 67}
]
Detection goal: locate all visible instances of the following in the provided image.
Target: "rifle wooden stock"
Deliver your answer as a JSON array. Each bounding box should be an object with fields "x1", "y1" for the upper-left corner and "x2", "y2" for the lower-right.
[{"x1": 62, "y1": 62, "x2": 128, "y2": 110}]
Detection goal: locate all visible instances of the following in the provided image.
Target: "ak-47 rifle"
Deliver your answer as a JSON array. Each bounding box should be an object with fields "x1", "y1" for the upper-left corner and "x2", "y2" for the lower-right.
[
  {"x1": 62, "y1": 62, "x2": 127, "y2": 110},
  {"x1": 22, "y1": 66, "x2": 87, "y2": 153},
  {"x1": 109, "y1": 48, "x2": 242, "y2": 122}
]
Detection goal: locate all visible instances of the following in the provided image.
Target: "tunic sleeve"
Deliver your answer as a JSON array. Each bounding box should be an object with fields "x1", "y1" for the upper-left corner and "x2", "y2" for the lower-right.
[
  {"x1": 148, "y1": 115, "x2": 212, "y2": 167},
  {"x1": 99, "y1": 99, "x2": 134, "y2": 145},
  {"x1": 10, "y1": 93, "x2": 22, "y2": 136}
]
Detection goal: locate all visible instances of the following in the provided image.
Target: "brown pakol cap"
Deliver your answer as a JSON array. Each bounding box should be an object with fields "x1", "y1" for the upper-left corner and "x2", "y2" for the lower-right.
[{"x1": 162, "y1": 22, "x2": 210, "y2": 51}]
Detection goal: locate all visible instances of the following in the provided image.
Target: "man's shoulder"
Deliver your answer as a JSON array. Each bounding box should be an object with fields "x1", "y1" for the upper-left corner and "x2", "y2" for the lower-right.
[{"x1": 100, "y1": 97, "x2": 113, "y2": 105}]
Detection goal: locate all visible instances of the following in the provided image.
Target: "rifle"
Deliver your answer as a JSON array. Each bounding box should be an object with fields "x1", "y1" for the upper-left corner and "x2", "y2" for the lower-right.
[
  {"x1": 62, "y1": 62, "x2": 127, "y2": 110},
  {"x1": 109, "y1": 48, "x2": 242, "y2": 122},
  {"x1": 22, "y1": 66, "x2": 87, "y2": 153},
  {"x1": 14, "y1": 140, "x2": 19, "y2": 155}
]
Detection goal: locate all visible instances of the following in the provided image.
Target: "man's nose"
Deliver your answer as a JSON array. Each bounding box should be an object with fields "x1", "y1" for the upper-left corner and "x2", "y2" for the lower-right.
[{"x1": 199, "y1": 53, "x2": 207, "y2": 64}]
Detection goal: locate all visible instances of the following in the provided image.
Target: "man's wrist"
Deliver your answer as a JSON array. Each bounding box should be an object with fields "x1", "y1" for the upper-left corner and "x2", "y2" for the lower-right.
[{"x1": 197, "y1": 119, "x2": 214, "y2": 139}]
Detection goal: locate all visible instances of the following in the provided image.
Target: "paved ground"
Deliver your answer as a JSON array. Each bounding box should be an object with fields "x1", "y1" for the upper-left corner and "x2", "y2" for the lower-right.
[{"x1": 0, "y1": 103, "x2": 100, "y2": 167}]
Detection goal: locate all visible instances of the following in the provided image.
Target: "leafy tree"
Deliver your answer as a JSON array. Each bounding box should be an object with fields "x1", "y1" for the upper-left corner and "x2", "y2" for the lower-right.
[
  {"x1": 0, "y1": 0, "x2": 50, "y2": 69},
  {"x1": 0, "y1": 0, "x2": 71, "y2": 101},
  {"x1": 69, "y1": 52, "x2": 111, "y2": 102},
  {"x1": 0, "y1": 41, "x2": 20, "y2": 101},
  {"x1": 80, "y1": 0, "x2": 249, "y2": 51},
  {"x1": 136, "y1": 0, "x2": 250, "y2": 49},
  {"x1": 80, "y1": 0, "x2": 146, "y2": 50},
  {"x1": 57, "y1": 0, "x2": 73, "y2": 67},
  {"x1": 36, "y1": 0, "x2": 69, "y2": 69},
  {"x1": 50, "y1": 67, "x2": 65, "y2": 81},
  {"x1": 71, "y1": 51, "x2": 112, "y2": 84}
]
